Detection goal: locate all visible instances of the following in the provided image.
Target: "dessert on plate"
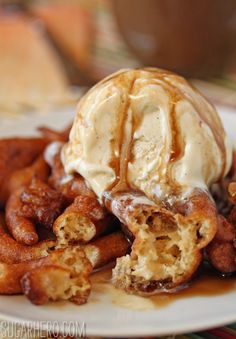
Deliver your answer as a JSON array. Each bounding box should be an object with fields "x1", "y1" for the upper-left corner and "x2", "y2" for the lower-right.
[{"x1": 0, "y1": 68, "x2": 235, "y2": 305}]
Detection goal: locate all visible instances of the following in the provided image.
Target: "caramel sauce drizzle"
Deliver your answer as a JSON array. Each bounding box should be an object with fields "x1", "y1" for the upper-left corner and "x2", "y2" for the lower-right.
[
  {"x1": 102, "y1": 68, "x2": 228, "y2": 206},
  {"x1": 103, "y1": 73, "x2": 138, "y2": 207},
  {"x1": 144, "y1": 68, "x2": 227, "y2": 178},
  {"x1": 103, "y1": 69, "x2": 185, "y2": 205},
  {"x1": 110, "y1": 75, "x2": 137, "y2": 194}
]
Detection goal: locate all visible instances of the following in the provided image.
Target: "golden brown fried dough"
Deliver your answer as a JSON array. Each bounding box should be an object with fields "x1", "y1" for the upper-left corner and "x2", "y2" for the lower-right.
[
  {"x1": 6, "y1": 178, "x2": 63, "y2": 245},
  {"x1": 0, "y1": 260, "x2": 37, "y2": 294},
  {"x1": 106, "y1": 189, "x2": 217, "y2": 294},
  {"x1": 0, "y1": 230, "x2": 128, "y2": 304},
  {"x1": 20, "y1": 178, "x2": 64, "y2": 228},
  {"x1": 0, "y1": 138, "x2": 48, "y2": 206},
  {"x1": 207, "y1": 215, "x2": 236, "y2": 273},
  {"x1": 53, "y1": 195, "x2": 116, "y2": 247},
  {"x1": 19, "y1": 232, "x2": 129, "y2": 304},
  {"x1": 0, "y1": 214, "x2": 55, "y2": 264},
  {"x1": 207, "y1": 242, "x2": 236, "y2": 274},
  {"x1": 228, "y1": 182, "x2": 236, "y2": 225},
  {"x1": 0, "y1": 155, "x2": 50, "y2": 205},
  {"x1": 85, "y1": 231, "x2": 131, "y2": 269},
  {"x1": 0, "y1": 247, "x2": 92, "y2": 299},
  {"x1": 21, "y1": 247, "x2": 92, "y2": 305},
  {"x1": 6, "y1": 188, "x2": 38, "y2": 245}
]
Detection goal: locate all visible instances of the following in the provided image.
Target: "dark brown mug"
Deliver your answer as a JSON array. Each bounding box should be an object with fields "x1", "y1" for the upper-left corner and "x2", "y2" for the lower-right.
[{"x1": 113, "y1": 0, "x2": 236, "y2": 77}]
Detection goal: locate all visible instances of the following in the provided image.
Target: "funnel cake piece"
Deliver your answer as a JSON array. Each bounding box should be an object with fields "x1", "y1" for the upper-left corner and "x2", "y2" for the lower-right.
[
  {"x1": 0, "y1": 226, "x2": 54, "y2": 264},
  {"x1": 0, "y1": 247, "x2": 92, "y2": 305},
  {"x1": 6, "y1": 179, "x2": 63, "y2": 245},
  {"x1": 105, "y1": 189, "x2": 217, "y2": 294},
  {"x1": 85, "y1": 231, "x2": 131, "y2": 269},
  {"x1": 6, "y1": 188, "x2": 39, "y2": 245},
  {"x1": 21, "y1": 248, "x2": 92, "y2": 305},
  {"x1": 206, "y1": 215, "x2": 236, "y2": 273},
  {"x1": 21, "y1": 232, "x2": 129, "y2": 305},
  {"x1": 0, "y1": 232, "x2": 128, "y2": 304},
  {"x1": 0, "y1": 213, "x2": 55, "y2": 264},
  {"x1": 20, "y1": 178, "x2": 64, "y2": 228},
  {"x1": 53, "y1": 195, "x2": 116, "y2": 247},
  {"x1": 228, "y1": 182, "x2": 236, "y2": 224},
  {"x1": 206, "y1": 181, "x2": 236, "y2": 274}
]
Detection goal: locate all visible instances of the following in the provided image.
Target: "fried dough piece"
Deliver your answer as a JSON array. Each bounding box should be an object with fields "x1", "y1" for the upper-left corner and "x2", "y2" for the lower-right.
[
  {"x1": 208, "y1": 243, "x2": 236, "y2": 274},
  {"x1": 228, "y1": 182, "x2": 236, "y2": 225},
  {"x1": 104, "y1": 189, "x2": 218, "y2": 295},
  {"x1": 0, "y1": 138, "x2": 47, "y2": 206},
  {"x1": 6, "y1": 188, "x2": 38, "y2": 245},
  {"x1": 21, "y1": 248, "x2": 92, "y2": 305},
  {"x1": 0, "y1": 214, "x2": 55, "y2": 264},
  {"x1": 20, "y1": 178, "x2": 64, "y2": 228},
  {"x1": 38, "y1": 124, "x2": 72, "y2": 143},
  {"x1": 0, "y1": 247, "x2": 92, "y2": 303},
  {"x1": 0, "y1": 232, "x2": 128, "y2": 304},
  {"x1": 53, "y1": 195, "x2": 116, "y2": 247},
  {"x1": 0, "y1": 155, "x2": 50, "y2": 205},
  {"x1": 206, "y1": 219, "x2": 236, "y2": 274},
  {"x1": 85, "y1": 231, "x2": 131, "y2": 269},
  {"x1": 207, "y1": 215, "x2": 236, "y2": 273},
  {"x1": 21, "y1": 232, "x2": 129, "y2": 304},
  {"x1": 206, "y1": 215, "x2": 236, "y2": 273},
  {"x1": 47, "y1": 146, "x2": 95, "y2": 203},
  {"x1": 6, "y1": 179, "x2": 63, "y2": 245}
]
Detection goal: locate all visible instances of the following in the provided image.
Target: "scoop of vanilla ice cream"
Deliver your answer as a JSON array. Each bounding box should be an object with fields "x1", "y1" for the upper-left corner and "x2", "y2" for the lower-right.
[{"x1": 62, "y1": 68, "x2": 232, "y2": 202}]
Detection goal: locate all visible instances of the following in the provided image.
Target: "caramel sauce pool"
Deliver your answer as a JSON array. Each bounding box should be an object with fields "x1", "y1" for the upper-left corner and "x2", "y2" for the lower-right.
[{"x1": 90, "y1": 266, "x2": 236, "y2": 310}]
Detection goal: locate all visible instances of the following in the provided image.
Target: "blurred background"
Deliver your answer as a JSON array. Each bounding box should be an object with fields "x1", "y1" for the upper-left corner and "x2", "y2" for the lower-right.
[{"x1": 1, "y1": 0, "x2": 236, "y2": 113}]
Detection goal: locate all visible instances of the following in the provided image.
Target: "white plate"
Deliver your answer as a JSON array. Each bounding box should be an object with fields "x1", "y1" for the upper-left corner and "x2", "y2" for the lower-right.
[{"x1": 0, "y1": 105, "x2": 236, "y2": 338}]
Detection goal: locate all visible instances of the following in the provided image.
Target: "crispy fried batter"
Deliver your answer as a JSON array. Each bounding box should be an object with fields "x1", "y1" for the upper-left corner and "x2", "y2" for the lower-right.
[
  {"x1": 20, "y1": 178, "x2": 64, "y2": 228},
  {"x1": 85, "y1": 231, "x2": 131, "y2": 269},
  {"x1": 0, "y1": 214, "x2": 55, "y2": 264},
  {"x1": 0, "y1": 230, "x2": 128, "y2": 304},
  {"x1": 0, "y1": 155, "x2": 50, "y2": 205},
  {"x1": 6, "y1": 187, "x2": 39, "y2": 245},
  {"x1": 207, "y1": 215, "x2": 236, "y2": 273},
  {"x1": 0, "y1": 138, "x2": 48, "y2": 206},
  {"x1": 6, "y1": 178, "x2": 63, "y2": 245},
  {"x1": 53, "y1": 195, "x2": 116, "y2": 247},
  {"x1": 21, "y1": 247, "x2": 92, "y2": 305},
  {"x1": 207, "y1": 242, "x2": 236, "y2": 273},
  {"x1": 228, "y1": 182, "x2": 236, "y2": 225},
  {"x1": 107, "y1": 189, "x2": 217, "y2": 295},
  {"x1": 48, "y1": 149, "x2": 95, "y2": 204},
  {"x1": 0, "y1": 247, "x2": 92, "y2": 301}
]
